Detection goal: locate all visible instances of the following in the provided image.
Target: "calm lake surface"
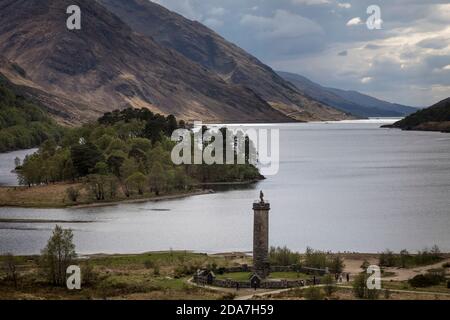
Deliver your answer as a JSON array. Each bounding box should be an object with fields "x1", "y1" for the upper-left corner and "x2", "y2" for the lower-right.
[{"x1": 1, "y1": 120, "x2": 450, "y2": 255}]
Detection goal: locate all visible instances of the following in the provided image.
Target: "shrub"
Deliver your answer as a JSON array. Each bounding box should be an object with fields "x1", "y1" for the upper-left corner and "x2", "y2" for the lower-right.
[
  {"x1": 352, "y1": 273, "x2": 380, "y2": 300},
  {"x1": 304, "y1": 286, "x2": 324, "y2": 300},
  {"x1": 322, "y1": 274, "x2": 336, "y2": 297},
  {"x1": 379, "y1": 250, "x2": 395, "y2": 267},
  {"x1": 408, "y1": 273, "x2": 445, "y2": 288},
  {"x1": 66, "y1": 186, "x2": 80, "y2": 202},
  {"x1": 144, "y1": 260, "x2": 155, "y2": 269},
  {"x1": 82, "y1": 262, "x2": 98, "y2": 286},
  {"x1": 2, "y1": 253, "x2": 18, "y2": 288}
]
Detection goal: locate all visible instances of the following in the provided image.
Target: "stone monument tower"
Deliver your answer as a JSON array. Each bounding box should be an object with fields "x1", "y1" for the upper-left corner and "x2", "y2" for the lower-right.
[{"x1": 252, "y1": 191, "x2": 270, "y2": 279}]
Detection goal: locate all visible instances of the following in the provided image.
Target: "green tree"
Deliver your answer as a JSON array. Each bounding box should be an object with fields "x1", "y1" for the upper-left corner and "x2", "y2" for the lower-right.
[
  {"x1": 322, "y1": 274, "x2": 336, "y2": 297},
  {"x1": 379, "y1": 249, "x2": 395, "y2": 267},
  {"x1": 269, "y1": 246, "x2": 300, "y2": 266},
  {"x1": 399, "y1": 249, "x2": 410, "y2": 268},
  {"x1": 304, "y1": 247, "x2": 328, "y2": 269},
  {"x1": 40, "y1": 225, "x2": 77, "y2": 286},
  {"x1": 330, "y1": 255, "x2": 345, "y2": 273},
  {"x1": 126, "y1": 172, "x2": 147, "y2": 195},
  {"x1": 149, "y1": 161, "x2": 166, "y2": 195},
  {"x1": 71, "y1": 142, "x2": 103, "y2": 177}
]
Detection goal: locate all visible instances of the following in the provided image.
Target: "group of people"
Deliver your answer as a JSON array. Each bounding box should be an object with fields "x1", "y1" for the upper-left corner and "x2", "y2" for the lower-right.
[{"x1": 335, "y1": 273, "x2": 350, "y2": 283}]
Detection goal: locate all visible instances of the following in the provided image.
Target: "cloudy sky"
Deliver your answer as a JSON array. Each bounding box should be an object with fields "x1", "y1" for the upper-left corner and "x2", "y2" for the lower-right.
[{"x1": 152, "y1": 0, "x2": 450, "y2": 107}]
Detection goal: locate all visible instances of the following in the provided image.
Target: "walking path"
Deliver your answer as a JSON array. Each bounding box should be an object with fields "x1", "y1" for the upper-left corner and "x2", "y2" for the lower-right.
[{"x1": 187, "y1": 277, "x2": 450, "y2": 300}]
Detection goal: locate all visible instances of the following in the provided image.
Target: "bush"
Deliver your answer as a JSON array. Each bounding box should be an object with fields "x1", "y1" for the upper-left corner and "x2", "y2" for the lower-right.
[
  {"x1": 66, "y1": 186, "x2": 80, "y2": 202},
  {"x1": 322, "y1": 274, "x2": 336, "y2": 297},
  {"x1": 408, "y1": 273, "x2": 445, "y2": 288},
  {"x1": 304, "y1": 286, "x2": 324, "y2": 300},
  {"x1": 144, "y1": 260, "x2": 155, "y2": 269},
  {"x1": 82, "y1": 262, "x2": 98, "y2": 286},
  {"x1": 379, "y1": 250, "x2": 395, "y2": 267},
  {"x1": 2, "y1": 253, "x2": 18, "y2": 288},
  {"x1": 353, "y1": 273, "x2": 380, "y2": 300}
]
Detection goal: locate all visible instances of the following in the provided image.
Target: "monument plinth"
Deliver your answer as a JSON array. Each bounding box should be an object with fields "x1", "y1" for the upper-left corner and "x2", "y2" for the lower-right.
[{"x1": 252, "y1": 191, "x2": 270, "y2": 279}]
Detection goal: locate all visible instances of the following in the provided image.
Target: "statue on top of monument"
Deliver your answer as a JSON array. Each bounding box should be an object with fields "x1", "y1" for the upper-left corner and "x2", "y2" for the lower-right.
[{"x1": 260, "y1": 190, "x2": 265, "y2": 203}]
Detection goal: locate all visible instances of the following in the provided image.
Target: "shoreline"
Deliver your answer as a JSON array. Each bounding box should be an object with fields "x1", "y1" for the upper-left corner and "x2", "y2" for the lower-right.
[
  {"x1": 3, "y1": 250, "x2": 450, "y2": 259},
  {"x1": 70, "y1": 189, "x2": 214, "y2": 209},
  {"x1": 0, "y1": 179, "x2": 261, "y2": 209}
]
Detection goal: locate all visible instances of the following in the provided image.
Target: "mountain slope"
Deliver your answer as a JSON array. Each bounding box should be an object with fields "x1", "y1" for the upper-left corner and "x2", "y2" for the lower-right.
[
  {"x1": 327, "y1": 88, "x2": 418, "y2": 116},
  {"x1": 0, "y1": 0, "x2": 291, "y2": 123},
  {"x1": 386, "y1": 98, "x2": 450, "y2": 132},
  {"x1": 278, "y1": 71, "x2": 417, "y2": 118},
  {"x1": 99, "y1": 0, "x2": 352, "y2": 122},
  {"x1": 0, "y1": 72, "x2": 64, "y2": 152}
]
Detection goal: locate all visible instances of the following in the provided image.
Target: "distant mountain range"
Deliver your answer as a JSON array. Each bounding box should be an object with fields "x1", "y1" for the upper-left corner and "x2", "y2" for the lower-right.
[
  {"x1": 0, "y1": 0, "x2": 415, "y2": 125},
  {"x1": 384, "y1": 97, "x2": 450, "y2": 132},
  {"x1": 278, "y1": 71, "x2": 418, "y2": 118}
]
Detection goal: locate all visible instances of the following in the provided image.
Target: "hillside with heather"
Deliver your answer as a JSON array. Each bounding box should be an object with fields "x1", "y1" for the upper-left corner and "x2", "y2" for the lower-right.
[{"x1": 386, "y1": 98, "x2": 450, "y2": 132}]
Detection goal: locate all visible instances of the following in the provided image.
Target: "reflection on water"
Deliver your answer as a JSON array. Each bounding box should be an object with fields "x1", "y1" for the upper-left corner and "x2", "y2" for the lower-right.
[{"x1": 0, "y1": 122, "x2": 450, "y2": 255}]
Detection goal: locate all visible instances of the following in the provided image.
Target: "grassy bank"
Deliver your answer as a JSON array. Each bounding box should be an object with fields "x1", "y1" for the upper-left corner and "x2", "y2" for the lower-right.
[
  {"x1": 0, "y1": 183, "x2": 213, "y2": 209},
  {"x1": 0, "y1": 251, "x2": 248, "y2": 300},
  {"x1": 1, "y1": 252, "x2": 449, "y2": 300}
]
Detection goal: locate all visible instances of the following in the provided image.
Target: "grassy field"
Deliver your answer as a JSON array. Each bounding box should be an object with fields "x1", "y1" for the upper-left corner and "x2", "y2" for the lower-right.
[
  {"x1": 0, "y1": 183, "x2": 209, "y2": 208},
  {"x1": 268, "y1": 272, "x2": 309, "y2": 280},
  {"x1": 1, "y1": 252, "x2": 449, "y2": 300},
  {"x1": 0, "y1": 251, "x2": 247, "y2": 300},
  {"x1": 268, "y1": 285, "x2": 450, "y2": 300},
  {"x1": 216, "y1": 271, "x2": 310, "y2": 281}
]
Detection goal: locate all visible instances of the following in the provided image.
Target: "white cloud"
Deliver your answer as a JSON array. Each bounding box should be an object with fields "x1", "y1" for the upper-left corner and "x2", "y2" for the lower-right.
[
  {"x1": 291, "y1": 0, "x2": 330, "y2": 5},
  {"x1": 203, "y1": 17, "x2": 224, "y2": 28},
  {"x1": 152, "y1": 0, "x2": 201, "y2": 21},
  {"x1": 346, "y1": 17, "x2": 362, "y2": 27},
  {"x1": 361, "y1": 77, "x2": 373, "y2": 84},
  {"x1": 337, "y1": 3, "x2": 351, "y2": 9},
  {"x1": 208, "y1": 7, "x2": 226, "y2": 16},
  {"x1": 150, "y1": 0, "x2": 450, "y2": 106},
  {"x1": 240, "y1": 10, "x2": 324, "y2": 39}
]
